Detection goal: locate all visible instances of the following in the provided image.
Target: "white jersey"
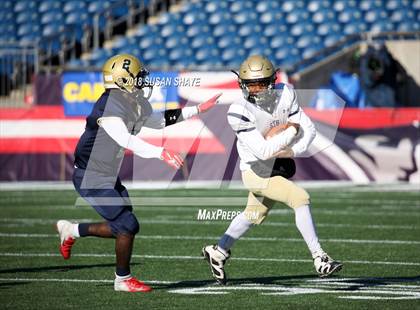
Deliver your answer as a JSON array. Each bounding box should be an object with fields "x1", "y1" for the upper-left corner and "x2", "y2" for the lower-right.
[{"x1": 227, "y1": 84, "x2": 316, "y2": 171}]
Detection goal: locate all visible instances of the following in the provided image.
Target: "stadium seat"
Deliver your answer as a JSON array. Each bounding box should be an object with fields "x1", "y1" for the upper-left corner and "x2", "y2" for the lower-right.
[
  {"x1": 286, "y1": 9, "x2": 309, "y2": 25},
  {"x1": 135, "y1": 24, "x2": 158, "y2": 38},
  {"x1": 390, "y1": 9, "x2": 416, "y2": 23},
  {"x1": 233, "y1": 10, "x2": 258, "y2": 25},
  {"x1": 281, "y1": 0, "x2": 304, "y2": 13},
  {"x1": 248, "y1": 46, "x2": 272, "y2": 58},
  {"x1": 187, "y1": 24, "x2": 211, "y2": 37},
  {"x1": 42, "y1": 23, "x2": 62, "y2": 37},
  {"x1": 213, "y1": 25, "x2": 241, "y2": 37},
  {"x1": 270, "y1": 35, "x2": 295, "y2": 49},
  {"x1": 221, "y1": 46, "x2": 246, "y2": 63},
  {"x1": 39, "y1": 1, "x2": 61, "y2": 13},
  {"x1": 263, "y1": 23, "x2": 288, "y2": 37},
  {"x1": 16, "y1": 11, "x2": 39, "y2": 24},
  {"x1": 338, "y1": 9, "x2": 363, "y2": 23},
  {"x1": 230, "y1": 1, "x2": 254, "y2": 14},
  {"x1": 148, "y1": 57, "x2": 171, "y2": 69},
  {"x1": 18, "y1": 24, "x2": 41, "y2": 37},
  {"x1": 164, "y1": 35, "x2": 187, "y2": 50},
  {"x1": 333, "y1": 0, "x2": 358, "y2": 12},
  {"x1": 183, "y1": 11, "x2": 207, "y2": 26},
  {"x1": 169, "y1": 47, "x2": 193, "y2": 62},
  {"x1": 324, "y1": 34, "x2": 343, "y2": 47},
  {"x1": 217, "y1": 34, "x2": 241, "y2": 49},
  {"x1": 238, "y1": 24, "x2": 262, "y2": 37},
  {"x1": 290, "y1": 22, "x2": 315, "y2": 37},
  {"x1": 204, "y1": 1, "x2": 229, "y2": 14},
  {"x1": 397, "y1": 21, "x2": 420, "y2": 31},
  {"x1": 312, "y1": 9, "x2": 336, "y2": 25},
  {"x1": 14, "y1": 1, "x2": 37, "y2": 13},
  {"x1": 63, "y1": 1, "x2": 86, "y2": 14},
  {"x1": 243, "y1": 34, "x2": 268, "y2": 50},
  {"x1": 208, "y1": 12, "x2": 231, "y2": 26},
  {"x1": 195, "y1": 48, "x2": 219, "y2": 63},
  {"x1": 41, "y1": 12, "x2": 64, "y2": 25},
  {"x1": 359, "y1": 0, "x2": 384, "y2": 11},
  {"x1": 343, "y1": 22, "x2": 368, "y2": 35},
  {"x1": 386, "y1": 0, "x2": 409, "y2": 11},
  {"x1": 260, "y1": 11, "x2": 284, "y2": 25},
  {"x1": 307, "y1": 0, "x2": 331, "y2": 13},
  {"x1": 364, "y1": 9, "x2": 388, "y2": 24},
  {"x1": 317, "y1": 22, "x2": 342, "y2": 36},
  {"x1": 88, "y1": 1, "x2": 110, "y2": 14},
  {"x1": 256, "y1": 1, "x2": 281, "y2": 13},
  {"x1": 191, "y1": 35, "x2": 216, "y2": 49},
  {"x1": 161, "y1": 24, "x2": 183, "y2": 38},
  {"x1": 65, "y1": 12, "x2": 89, "y2": 26}
]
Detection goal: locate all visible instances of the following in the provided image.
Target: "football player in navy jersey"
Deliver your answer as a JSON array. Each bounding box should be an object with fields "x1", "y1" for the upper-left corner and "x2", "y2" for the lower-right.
[{"x1": 56, "y1": 54, "x2": 221, "y2": 292}]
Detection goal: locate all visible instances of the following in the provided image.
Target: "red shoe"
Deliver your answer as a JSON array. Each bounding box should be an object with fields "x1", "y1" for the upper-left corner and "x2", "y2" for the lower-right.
[
  {"x1": 56, "y1": 220, "x2": 76, "y2": 260},
  {"x1": 114, "y1": 277, "x2": 153, "y2": 292}
]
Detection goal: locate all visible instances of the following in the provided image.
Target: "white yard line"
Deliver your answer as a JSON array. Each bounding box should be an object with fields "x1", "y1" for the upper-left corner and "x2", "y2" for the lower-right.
[
  {"x1": 0, "y1": 217, "x2": 418, "y2": 230},
  {"x1": 1, "y1": 232, "x2": 420, "y2": 245},
  {"x1": 1, "y1": 181, "x2": 419, "y2": 191},
  {"x1": 0, "y1": 252, "x2": 419, "y2": 266},
  {"x1": 0, "y1": 277, "x2": 174, "y2": 284}
]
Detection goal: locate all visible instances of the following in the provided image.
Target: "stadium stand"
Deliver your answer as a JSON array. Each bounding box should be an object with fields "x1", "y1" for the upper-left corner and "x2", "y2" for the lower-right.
[
  {"x1": 1, "y1": 1, "x2": 419, "y2": 68},
  {"x1": 76, "y1": 0, "x2": 419, "y2": 70},
  {"x1": 0, "y1": 0, "x2": 419, "y2": 98}
]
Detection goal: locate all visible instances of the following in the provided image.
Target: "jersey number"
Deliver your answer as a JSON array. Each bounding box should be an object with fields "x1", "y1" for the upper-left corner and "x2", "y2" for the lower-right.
[{"x1": 122, "y1": 59, "x2": 131, "y2": 70}]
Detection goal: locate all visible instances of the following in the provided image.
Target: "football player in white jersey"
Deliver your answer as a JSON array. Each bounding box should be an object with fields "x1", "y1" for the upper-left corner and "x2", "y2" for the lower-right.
[{"x1": 203, "y1": 55, "x2": 342, "y2": 285}]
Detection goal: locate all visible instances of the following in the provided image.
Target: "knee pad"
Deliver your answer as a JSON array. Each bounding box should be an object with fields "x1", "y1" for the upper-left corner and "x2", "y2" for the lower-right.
[
  {"x1": 287, "y1": 185, "x2": 310, "y2": 209},
  {"x1": 110, "y1": 210, "x2": 140, "y2": 235},
  {"x1": 244, "y1": 192, "x2": 275, "y2": 225}
]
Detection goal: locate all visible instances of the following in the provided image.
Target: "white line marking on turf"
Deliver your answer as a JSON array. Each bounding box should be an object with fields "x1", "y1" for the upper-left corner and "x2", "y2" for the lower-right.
[
  {"x1": 168, "y1": 284, "x2": 420, "y2": 300},
  {"x1": 0, "y1": 277, "x2": 174, "y2": 284},
  {"x1": 0, "y1": 252, "x2": 419, "y2": 266},
  {"x1": 1, "y1": 217, "x2": 418, "y2": 231},
  {"x1": 1, "y1": 232, "x2": 420, "y2": 245}
]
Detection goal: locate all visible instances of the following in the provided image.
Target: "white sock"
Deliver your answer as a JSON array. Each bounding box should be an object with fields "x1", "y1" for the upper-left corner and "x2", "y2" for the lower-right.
[
  {"x1": 115, "y1": 273, "x2": 132, "y2": 282},
  {"x1": 294, "y1": 205, "x2": 323, "y2": 258},
  {"x1": 72, "y1": 224, "x2": 80, "y2": 238},
  {"x1": 218, "y1": 212, "x2": 253, "y2": 251}
]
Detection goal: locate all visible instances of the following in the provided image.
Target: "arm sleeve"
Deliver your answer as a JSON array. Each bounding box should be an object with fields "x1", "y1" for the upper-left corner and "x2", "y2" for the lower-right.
[
  {"x1": 288, "y1": 108, "x2": 316, "y2": 156},
  {"x1": 98, "y1": 117, "x2": 163, "y2": 159},
  {"x1": 144, "y1": 106, "x2": 199, "y2": 129},
  {"x1": 227, "y1": 104, "x2": 296, "y2": 160},
  {"x1": 237, "y1": 126, "x2": 298, "y2": 160}
]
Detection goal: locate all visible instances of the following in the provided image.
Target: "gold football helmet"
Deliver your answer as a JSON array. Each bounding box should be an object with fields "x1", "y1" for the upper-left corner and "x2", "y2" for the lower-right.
[
  {"x1": 102, "y1": 54, "x2": 150, "y2": 93},
  {"x1": 233, "y1": 55, "x2": 278, "y2": 111}
]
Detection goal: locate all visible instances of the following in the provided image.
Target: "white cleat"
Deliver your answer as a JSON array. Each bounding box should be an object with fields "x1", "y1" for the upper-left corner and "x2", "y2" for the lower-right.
[
  {"x1": 313, "y1": 252, "x2": 343, "y2": 277},
  {"x1": 56, "y1": 220, "x2": 76, "y2": 260},
  {"x1": 114, "y1": 277, "x2": 152, "y2": 292},
  {"x1": 202, "y1": 245, "x2": 230, "y2": 285}
]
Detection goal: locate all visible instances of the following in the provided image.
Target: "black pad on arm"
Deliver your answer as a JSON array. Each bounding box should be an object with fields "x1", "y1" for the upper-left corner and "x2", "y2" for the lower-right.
[{"x1": 164, "y1": 108, "x2": 183, "y2": 126}]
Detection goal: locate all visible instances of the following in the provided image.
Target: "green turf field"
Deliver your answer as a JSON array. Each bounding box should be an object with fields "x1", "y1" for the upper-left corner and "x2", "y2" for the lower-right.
[{"x1": 0, "y1": 188, "x2": 419, "y2": 309}]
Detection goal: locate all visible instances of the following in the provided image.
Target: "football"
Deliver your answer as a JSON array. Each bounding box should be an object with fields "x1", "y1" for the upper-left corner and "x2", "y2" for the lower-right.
[{"x1": 264, "y1": 124, "x2": 287, "y2": 139}]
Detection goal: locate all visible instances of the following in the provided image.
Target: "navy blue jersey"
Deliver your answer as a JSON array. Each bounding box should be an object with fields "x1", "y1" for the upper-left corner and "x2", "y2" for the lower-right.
[{"x1": 74, "y1": 89, "x2": 153, "y2": 178}]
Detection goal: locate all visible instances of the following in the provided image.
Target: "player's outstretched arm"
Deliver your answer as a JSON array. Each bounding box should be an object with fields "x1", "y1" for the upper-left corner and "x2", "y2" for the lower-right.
[
  {"x1": 164, "y1": 93, "x2": 222, "y2": 127},
  {"x1": 99, "y1": 117, "x2": 183, "y2": 169}
]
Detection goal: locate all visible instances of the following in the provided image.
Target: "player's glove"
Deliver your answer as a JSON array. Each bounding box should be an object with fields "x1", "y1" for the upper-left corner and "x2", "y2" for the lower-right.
[
  {"x1": 161, "y1": 149, "x2": 184, "y2": 169},
  {"x1": 197, "y1": 93, "x2": 222, "y2": 113}
]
